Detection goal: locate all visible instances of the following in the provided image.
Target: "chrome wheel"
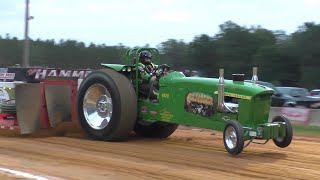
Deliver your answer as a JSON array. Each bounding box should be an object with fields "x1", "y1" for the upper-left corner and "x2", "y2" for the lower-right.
[
  {"x1": 225, "y1": 126, "x2": 237, "y2": 149},
  {"x1": 83, "y1": 84, "x2": 113, "y2": 130},
  {"x1": 275, "y1": 137, "x2": 284, "y2": 142}
]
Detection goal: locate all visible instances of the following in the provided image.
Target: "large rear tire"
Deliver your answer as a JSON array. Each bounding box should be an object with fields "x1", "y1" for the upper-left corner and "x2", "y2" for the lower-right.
[
  {"x1": 134, "y1": 121, "x2": 178, "y2": 138},
  {"x1": 272, "y1": 115, "x2": 293, "y2": 148},
  {"x1": 223, "y1": 120, "x2": 244, "y2": 155},
  {"x1": 77, "y1": 68, "x2": 137, "y2": 141}
]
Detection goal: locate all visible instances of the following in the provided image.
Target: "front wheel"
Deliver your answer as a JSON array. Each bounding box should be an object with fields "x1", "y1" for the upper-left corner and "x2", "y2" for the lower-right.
[
  {"x1": 272, "y1": 115, "x2": 293, "y2": 148},
  {"x1": 223, "y1": 120, "x2": 244, "y2": 155}
]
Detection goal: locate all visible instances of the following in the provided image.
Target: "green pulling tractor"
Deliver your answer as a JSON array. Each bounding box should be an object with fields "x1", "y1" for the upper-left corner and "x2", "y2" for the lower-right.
[{"x1": 76, "y1": 48, "x2": 292, "y2": 155}]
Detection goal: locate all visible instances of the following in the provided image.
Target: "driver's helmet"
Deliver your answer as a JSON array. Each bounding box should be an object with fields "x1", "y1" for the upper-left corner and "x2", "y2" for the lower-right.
[{"x1": 139, "y1": 51, "x2": 152, "y2": 65}]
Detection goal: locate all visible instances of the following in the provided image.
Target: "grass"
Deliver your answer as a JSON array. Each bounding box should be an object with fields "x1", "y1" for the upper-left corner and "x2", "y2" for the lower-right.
[{"x1": 293, "y1": 124, "x2": 320, "y2": 136}]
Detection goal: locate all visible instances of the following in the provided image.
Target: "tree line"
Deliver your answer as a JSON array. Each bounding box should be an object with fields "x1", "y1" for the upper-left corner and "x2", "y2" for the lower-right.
[{"x1": 0, "y1": 21, "x2": 319, "y2": 89}]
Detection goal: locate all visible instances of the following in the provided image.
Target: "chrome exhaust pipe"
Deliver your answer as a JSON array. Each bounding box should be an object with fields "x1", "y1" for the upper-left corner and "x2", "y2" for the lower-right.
[
  {"x1": 251, "y1": 67, "x2": 258, "y2": 83},
  {"x1": 217, "y1": 69, "x2": 236, "y2": 113},
  {"x1": 218, "y1": 69, "x2": 225, "y2": 112}
]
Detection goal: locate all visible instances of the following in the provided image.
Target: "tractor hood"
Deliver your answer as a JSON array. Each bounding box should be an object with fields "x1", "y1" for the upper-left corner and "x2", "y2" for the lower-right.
[{"x1": 160, "y1": 71, "x2": 274, "y2": 99}]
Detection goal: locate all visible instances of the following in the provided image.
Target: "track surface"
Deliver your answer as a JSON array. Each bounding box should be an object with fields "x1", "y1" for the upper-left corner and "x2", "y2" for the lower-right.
[{"x1": 0, "y1": 126, "x2": 319, "y2": 180}]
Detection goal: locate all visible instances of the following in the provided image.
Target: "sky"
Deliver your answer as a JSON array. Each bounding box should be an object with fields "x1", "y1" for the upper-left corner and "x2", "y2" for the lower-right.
[{"x1": 0, "y1": 0, "x2": 320, "y2": 47}]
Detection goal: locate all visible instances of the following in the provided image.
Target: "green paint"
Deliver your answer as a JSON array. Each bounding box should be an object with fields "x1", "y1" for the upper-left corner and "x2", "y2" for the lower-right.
[
  {"x1": 101, "y1": 48, "x2": 288, "y2": 141},
  {"x1": 100, "y1": 64, "x2": 126, "y2": 71}
]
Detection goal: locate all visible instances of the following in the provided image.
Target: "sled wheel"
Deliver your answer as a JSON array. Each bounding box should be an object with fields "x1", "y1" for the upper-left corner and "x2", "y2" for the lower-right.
[
  {"x1": 223, "y1": 120, "x2": 244, "y2": 155},
  {"x1": 272, "y1": 115, "x2": 293, "y2": 148},
  {"x1": 134, "y1": 121, "x2": 178, "y2": 138},
  {"x1": 77, "y1": 68, "x2": 137, "y2": 141}
]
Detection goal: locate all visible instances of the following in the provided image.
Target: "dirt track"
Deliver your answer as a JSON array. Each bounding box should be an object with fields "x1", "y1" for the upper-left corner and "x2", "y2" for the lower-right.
[{"x1": 0, "y1": 126, "x2": 319, "y2": 180}]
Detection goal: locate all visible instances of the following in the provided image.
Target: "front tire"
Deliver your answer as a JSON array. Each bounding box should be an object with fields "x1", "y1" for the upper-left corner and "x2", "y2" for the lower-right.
[
  {"x1": 77, "y1": 69, "x2": 137, "y2": 141},
  {"x1": 272, "y1": 115, "x2": 293, "y2": 148},
  {"x1": 223, "y1": 120, "x2": 244, "y2": 155}
]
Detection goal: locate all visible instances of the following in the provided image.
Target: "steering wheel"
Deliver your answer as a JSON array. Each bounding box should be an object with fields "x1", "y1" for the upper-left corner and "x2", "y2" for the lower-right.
[{"x1": 154, "y1": 64, "x2": 170, "y2": 80}]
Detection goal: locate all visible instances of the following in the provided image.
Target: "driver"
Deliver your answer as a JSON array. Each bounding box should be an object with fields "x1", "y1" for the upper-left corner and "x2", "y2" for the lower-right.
[{"x1": 137, "y1": 51, "x2": 159, "y2": 100}]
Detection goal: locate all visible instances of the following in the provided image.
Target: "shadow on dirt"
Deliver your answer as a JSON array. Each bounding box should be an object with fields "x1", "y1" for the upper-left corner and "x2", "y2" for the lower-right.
[{"x1": 232, "y1": 150, "x2": 288, "y2": 162}]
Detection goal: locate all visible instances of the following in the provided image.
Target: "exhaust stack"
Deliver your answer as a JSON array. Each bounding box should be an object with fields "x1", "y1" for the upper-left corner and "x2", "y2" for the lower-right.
[
  {"x1": 217, "y1": 69, "x2": 236, "y2": 113},
  {"x1": 218, "y1": 69, "x2": 225, "y2": 112},
  {"x1": 251, "y1": 67, "x2": 258, "y2": 83}
]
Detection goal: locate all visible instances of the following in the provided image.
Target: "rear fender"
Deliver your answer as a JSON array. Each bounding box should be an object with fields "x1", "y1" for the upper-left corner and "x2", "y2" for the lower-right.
[
  {"x1": 100, "y1": 63, "x2": 136, "y2": 77},
  {"x1": 101, "y1": 63, "x2": 134, "y2": 72}
]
